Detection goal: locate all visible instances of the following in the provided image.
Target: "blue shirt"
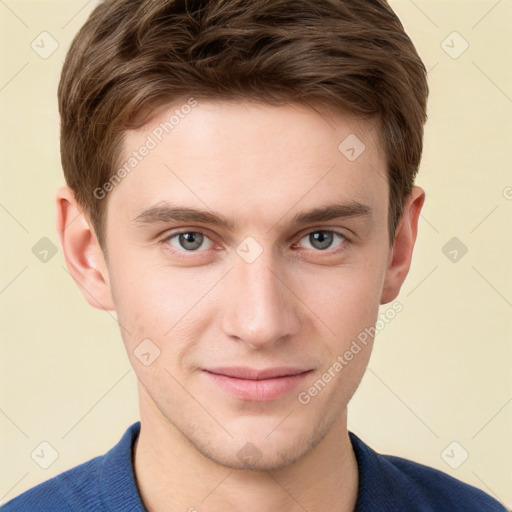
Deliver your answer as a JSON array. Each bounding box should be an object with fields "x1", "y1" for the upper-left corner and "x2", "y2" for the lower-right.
[{"x1": 2, "y1": 421, "x2": 507, "y2": 511}]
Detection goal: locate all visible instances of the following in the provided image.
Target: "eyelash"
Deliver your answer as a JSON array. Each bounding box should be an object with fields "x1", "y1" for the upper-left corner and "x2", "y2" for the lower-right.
[{"x1": 159, "y1": 228, "x2": 350, "y2": 259}]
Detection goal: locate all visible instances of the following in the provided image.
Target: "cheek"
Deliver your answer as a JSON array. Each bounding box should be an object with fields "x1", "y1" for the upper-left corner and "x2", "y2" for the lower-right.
[
  {"x1": 298, "y1": 260, "x2": 385, "y2": 339},
  {"x1": 108, "y1": 266, "x2": 195, "y2": 390},
  {"x1": 298, "y1": 270, "x2": 381, "y2": 408},
  {"x1": 108, "y1": 256, "x2": 220, "y2": 351},
  {"x1": 108, "y1": 234, "x2": 387, "y2": 356}
]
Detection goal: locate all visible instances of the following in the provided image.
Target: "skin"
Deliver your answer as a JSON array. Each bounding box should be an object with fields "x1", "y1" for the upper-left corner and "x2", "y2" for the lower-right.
[{"x1": 56, "y1": 100, "x2": 424, "y2": 512}]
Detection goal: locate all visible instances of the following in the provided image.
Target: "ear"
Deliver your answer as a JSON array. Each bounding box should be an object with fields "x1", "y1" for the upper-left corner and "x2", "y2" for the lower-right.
[
  {"x1": 55, "y1": 185, "x2": 115, "y2": 310},
  {"x1": 380, "y1": 186, "x2": 425, "y2": 304}
]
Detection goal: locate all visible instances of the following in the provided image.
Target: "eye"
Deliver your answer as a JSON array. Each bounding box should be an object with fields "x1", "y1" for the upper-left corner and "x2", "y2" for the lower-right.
[
  {"x1": 163, "y1": 231, "x2": 214, "y2": 252},
  {"x1": 297, "y1": 230, "x2": 346, "y2": 251},
  {"x1": 160, "y1": 228, "x2": 348, "y2": 258}
]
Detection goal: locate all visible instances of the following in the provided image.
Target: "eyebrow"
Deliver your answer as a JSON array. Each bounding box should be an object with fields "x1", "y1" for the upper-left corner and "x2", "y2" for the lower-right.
[{"x1": 133, "y1": 200, "x2": 372, "y2": 230}]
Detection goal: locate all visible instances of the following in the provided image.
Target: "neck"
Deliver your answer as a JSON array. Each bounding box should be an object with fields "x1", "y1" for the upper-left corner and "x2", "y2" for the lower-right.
[{"x1": 133, "y1": 389, "x2": 359, "y2": 512}]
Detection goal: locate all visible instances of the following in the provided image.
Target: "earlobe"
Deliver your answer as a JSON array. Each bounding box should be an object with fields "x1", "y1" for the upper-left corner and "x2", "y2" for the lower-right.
[
  {"x1": 55, "y1": 185, "x2": 115, "y2": 311},
  {"x1": 380, "y1": 186, "x2": 425, "y2": 305}
]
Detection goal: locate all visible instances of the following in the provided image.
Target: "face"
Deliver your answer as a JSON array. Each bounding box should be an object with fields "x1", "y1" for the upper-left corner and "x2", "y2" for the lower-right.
[{"x1": 102, "y1": 100, "x2": 393, "y2": 470}]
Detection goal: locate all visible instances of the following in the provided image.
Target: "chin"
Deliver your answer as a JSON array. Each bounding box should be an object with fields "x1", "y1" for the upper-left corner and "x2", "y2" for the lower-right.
[
  {"x1": 190, "y1": 419, "x2": 331, "y2": 472},
  {"x1": 200, "y1": 445, "x2": 307, "y2": 472}
]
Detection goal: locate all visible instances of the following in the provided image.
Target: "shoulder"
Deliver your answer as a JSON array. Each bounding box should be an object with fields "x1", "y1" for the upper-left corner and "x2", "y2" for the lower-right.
[
  {"x1": 349, "y1": 432, "x2": 508, "y2": 512},
  {"x1": 1, "y1": 422, "x2": 144, "y2": 512},
  {"x1": 0, "y1": 456, "x2": 104, "y2": 512},
  {"x1": 382, "y1": 452, "x2": 507, "y2": 511}
]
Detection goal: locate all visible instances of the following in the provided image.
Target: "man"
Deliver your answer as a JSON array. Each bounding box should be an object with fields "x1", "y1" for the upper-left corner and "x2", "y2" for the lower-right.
[{"x1": 2, "y1": 0, "x2": 507, "y2": 510}]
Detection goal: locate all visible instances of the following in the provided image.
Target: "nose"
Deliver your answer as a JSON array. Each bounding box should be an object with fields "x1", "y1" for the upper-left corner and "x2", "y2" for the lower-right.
[{"x1": 221, "y1": 249, "x2": 301, "y2": 349}]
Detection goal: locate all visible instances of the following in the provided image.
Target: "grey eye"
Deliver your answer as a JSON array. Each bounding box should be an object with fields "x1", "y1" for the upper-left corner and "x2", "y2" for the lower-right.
[
  {"x1": 299, "y1": 231, "x2": 345, "y2": 251},
  {"x1": 178, "y1": 232, "x2": 204, "y2": 250},
  {"x1": 164, "y1": 231, "x2": 213, "y2": 252}
]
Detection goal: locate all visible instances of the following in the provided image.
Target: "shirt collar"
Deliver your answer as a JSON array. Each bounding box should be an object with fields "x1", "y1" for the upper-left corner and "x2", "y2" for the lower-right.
[
  {"x1": 99, "y1": 421, "x2": 147, "y2": 511},
  {"x1": 100, "y1": 421, "x2": 402, "y2": 512},
  {"x1": 349, "y1": 431, "x2": 401, "y2": 511}
]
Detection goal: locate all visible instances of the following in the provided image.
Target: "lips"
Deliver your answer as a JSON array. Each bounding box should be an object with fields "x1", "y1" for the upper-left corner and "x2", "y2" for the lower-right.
[
  {"x1": 202, "y1": 366, "x2": 313, "y2": 401},
  {"x1": 205, "y1": 366, "x2": 309, "y2": 380}
]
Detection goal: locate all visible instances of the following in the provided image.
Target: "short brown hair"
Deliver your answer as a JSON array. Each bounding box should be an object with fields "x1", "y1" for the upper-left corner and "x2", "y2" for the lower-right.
[{"x1": 58, "y1": 0, "x2": 428, "y2": 249}]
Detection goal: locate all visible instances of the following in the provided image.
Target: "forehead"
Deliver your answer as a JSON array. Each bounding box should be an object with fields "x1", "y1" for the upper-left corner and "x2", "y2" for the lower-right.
[{"x1": 108, "y1": 100, "x2": 388, "y2": 229}]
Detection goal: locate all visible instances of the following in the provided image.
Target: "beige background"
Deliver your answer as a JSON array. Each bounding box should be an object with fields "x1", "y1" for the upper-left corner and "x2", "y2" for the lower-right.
[{"x1": 1, "y1": 0, "x2": 511, "y2": 508}]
